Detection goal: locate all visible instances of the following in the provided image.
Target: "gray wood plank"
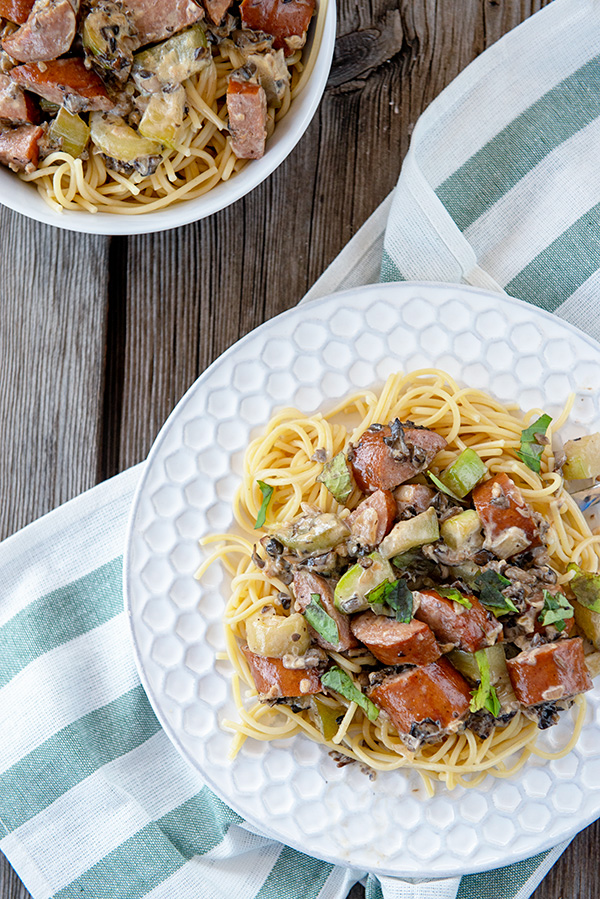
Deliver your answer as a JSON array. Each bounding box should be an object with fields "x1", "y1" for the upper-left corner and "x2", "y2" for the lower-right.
[{"x1": 0, "y1": 209, "x2": 110, "y2": 898}]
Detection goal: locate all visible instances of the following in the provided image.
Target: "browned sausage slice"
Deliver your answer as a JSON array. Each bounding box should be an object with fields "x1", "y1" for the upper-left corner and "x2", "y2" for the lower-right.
[
  {"x1": 242, "y1": 645, "x2": 321, "y2": 698},
  {"x1": 368, "y1": 657, "x2": 471, "y2": 746},
  {"x1": 2, "y1": 0, "x2": 76, "y2": 63},
  {"x1": 414, "y1": 588, "x2": 502, "y2": 652},
  {"x1": 121, "y1": 0, "x2": 204, "y2": 45},
  {"x1": 0, "y1": 0, "x2": 35, "y2": 23},
  {"x1": 0, "y1": 73, "x2": 38, "y2": 124},
  {"x1": 350, "y1": 424, "x2": 447, "y2": 493},
  {"x1": 203, "y1": 0, "x2": 231, "y2": 24},
  {"x1": 347, "y1": 489, "x2": 396, "y2": 547},
  {"x1": 240, "y1": 0, "x2": 315, "y2": 54},
  {"x1": 506, "y1": 637, "x2": 592, "y2": 706},
  {"x1": 351, "y1": 612, "x2": 441, "y2": 666},
  {"x1": 293, "y1": 570, "x2": 358, "y2": 653},
  {"x1": 10, "y1": 60, "x2": 112, "y2": 113},
  {"x1": 0, "y1": 122, "x2": 42, "y2": 170},
  {"x1": 226, "y1": 78, "x2": 267, "y2": 159},
  {"x1": 472, "y1": 473, "x2": 538, "y2": 559}
]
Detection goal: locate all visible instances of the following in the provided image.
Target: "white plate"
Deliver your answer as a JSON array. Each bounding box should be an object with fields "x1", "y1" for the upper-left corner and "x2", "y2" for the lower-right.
[{"x1": 124, "y1": 281, "x2": 600, "y2": 877}]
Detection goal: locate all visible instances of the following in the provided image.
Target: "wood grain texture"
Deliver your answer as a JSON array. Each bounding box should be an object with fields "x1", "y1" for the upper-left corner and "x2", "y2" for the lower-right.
[{"x1": 3, "y1": 1, "x2": 598, "y2": 898}]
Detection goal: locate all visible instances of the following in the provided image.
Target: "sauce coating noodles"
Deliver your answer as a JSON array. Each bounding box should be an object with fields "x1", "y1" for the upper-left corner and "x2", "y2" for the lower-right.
[{"x1": 198, "y1": 370, "x2": 597, "y2": 793}]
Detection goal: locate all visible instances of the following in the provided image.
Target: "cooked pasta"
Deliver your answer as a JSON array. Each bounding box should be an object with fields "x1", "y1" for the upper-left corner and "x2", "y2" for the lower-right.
[
  {"x1": 16, "y1": 0, "x2": 327, "y2": 214},
  {"x1": 198, "y1": 370, "x2": 599, "y2": 793}
]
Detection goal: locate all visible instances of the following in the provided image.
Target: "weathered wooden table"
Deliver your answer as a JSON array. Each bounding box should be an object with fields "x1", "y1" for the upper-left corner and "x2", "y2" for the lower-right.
[{"x1": 1, "y1": 1, "x2": 597, "y2": 897}]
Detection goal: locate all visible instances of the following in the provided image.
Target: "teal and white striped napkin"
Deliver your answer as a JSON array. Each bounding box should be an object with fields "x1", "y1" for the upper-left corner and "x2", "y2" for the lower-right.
[{"x1": 3, "y1": 0, "x2": 600, "y2": 896}]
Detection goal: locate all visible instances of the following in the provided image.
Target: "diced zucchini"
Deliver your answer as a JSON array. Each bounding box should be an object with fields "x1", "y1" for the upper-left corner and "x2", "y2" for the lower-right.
[
  {"x1": 333, "y1": 552, "x2": 394, "y2": 614},
  {"x1": 133, "y1": 24, "x2": 209, "y2": 92},
  {"x1": 568, "y1": 563, "x2": 600, "y2": 613},
  {"x1": 440, "y1": 448, "x2": 487, "y2": 498},
  {"x1": 563, "y1": 433, "x2": 600, "y2": 480},
  {"x1": 440, "y1": 509, "x2": 483, "y2": 550},
  {"x1": 573, "y1": 602, "x2": 600, "y2": 650},
  {"x1": 378, "y1": 507, "x2": 439, "y2": 560},
  {"x1": 138, "y1": 85, "x2": 186, "y2": 149},
  {"x1": 82, "y1": 1, "x2": 138, "y2": 81},
  {"x1": 449, "y1": 643, "x2": 517, "y2": 709},
  {"x1": 48, "y1": 107, "x2": 90, "y2": 158},
  {"x1": 273, "y1": 512, "x2": 349, "y2": 556},
  {"x1": 449, "y1": 644, "x2": 507, "y2": 682},
  {"x1": 314, "y1": 698, "x2": 340, "y2": 741},
  {"x1": 90, "y1": 113, "x2": 163, "y2": 162},
  {"x1": 245, "y1": 608, "x2": 310, "y2": 658}
]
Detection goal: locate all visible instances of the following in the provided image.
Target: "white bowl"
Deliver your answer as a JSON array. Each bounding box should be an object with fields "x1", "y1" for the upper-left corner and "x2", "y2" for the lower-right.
[{"x1": 0, "y1": 1, "x2": 336, "y2": 235}]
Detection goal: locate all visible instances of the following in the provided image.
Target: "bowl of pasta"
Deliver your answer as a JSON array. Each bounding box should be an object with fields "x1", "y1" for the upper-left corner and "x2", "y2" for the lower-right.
[
  {"x1": 0, "y1": 0, "x2": 335, "y2": 233},
  {"x1": 124, "y1": 281, "x2": 600, "y2": 877}
]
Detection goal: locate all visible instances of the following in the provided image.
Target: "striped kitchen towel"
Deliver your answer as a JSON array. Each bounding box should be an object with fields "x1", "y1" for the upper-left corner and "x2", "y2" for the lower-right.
[{"x1": 2, "y1": 0, "x2": 600, "y2": 897}]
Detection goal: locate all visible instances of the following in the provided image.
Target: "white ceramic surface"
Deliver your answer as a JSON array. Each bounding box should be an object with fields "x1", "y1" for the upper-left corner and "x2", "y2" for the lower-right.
[
  {"x1": 0, "y1": 1, "x2": 336, "y2": 235},
  {"x1": 124, "y1": 282, "x2": 600, "y2": 877}
]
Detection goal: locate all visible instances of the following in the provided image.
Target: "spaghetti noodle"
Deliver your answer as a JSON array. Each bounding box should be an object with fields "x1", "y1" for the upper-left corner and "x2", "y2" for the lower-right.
[{"x1": 198, "y1": 370, "x2": 599, "y2": 793}]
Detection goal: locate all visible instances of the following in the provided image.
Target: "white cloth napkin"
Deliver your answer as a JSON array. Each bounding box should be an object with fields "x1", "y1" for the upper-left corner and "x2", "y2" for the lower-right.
[{"x1": 2, "y1": 0, "x2": 600, "y2": 896}]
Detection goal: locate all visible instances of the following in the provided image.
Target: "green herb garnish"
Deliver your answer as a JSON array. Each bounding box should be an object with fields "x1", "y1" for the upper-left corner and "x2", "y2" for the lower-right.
[
  {"x1": 516, "y1": 414, "x2": 552, "y2": 474},
  {"x1": 438, "y1": 586, "x2": 473, "y2": 609},
  {"x1": 473, "y1": 570, "x2": 517, "y2": 616},
  {"x1": 321, "y1": 665, "x2": 379, "y2": 722},
  {"x1": 538, "y1": 589, "x2": 573, "y2": 632},
  {"x1": 316, "y1": 452, "x2": 354, "y2": 505},
  {"x1": 254, "y1": 480, "x2": 273, "y2": 529},
  {"x1": 469, "y1": 649, "x2": 501, "y2": 717},
  {"x1": 304, "y1": 593, "x2": 340, "y2": 645},
  {"x1": 367, "y1": 578, "x2": 413, "y2": 622}
]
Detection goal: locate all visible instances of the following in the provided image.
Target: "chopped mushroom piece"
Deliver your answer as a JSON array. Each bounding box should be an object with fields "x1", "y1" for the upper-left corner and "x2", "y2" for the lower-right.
[
  {"x1": 0, "y1": 121, "x2": 42, "y2": 170},
  {"x1": 240, "y1": 0, "x2": 315, "y2": 55},
  {"x1": 10, "y1": 59, "x2": 113, "y2": 113},
  {"x1": 226, "y1": 76, "x2": 267, "y2": 159},
  {"x1": 1, "y1": 0, "x2": 77, "y2": 62}
]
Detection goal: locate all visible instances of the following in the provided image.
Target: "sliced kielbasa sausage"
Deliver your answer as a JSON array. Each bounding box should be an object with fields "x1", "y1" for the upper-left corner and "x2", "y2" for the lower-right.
[
  {"x1": 350, "y1": 612, "x2": 441, "y2": 666},
  {"x1": 414, "y1": 588, "x2": 502, "y2": 652},
  {"x1": 506, "y1": 637, "x2": 592, "y2": 706},
  {"x1": 242, "y1": 645, "x2": 321, "y2": 698}
]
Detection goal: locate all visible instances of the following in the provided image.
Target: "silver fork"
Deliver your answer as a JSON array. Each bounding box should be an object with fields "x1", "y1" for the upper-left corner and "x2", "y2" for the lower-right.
[{"x1": 569, "y1": 482, "x2": 600, "y2": 529}]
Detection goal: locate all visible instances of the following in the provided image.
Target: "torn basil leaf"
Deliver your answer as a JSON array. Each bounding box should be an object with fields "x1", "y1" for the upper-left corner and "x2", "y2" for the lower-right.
[
  {"x1": 304, "y1": 593, "x2": 340, "y2": 645},
  {"x1": 516, "y1": 413, "x2": 552, "y2": 474},
  {"x1": 538, "y1": 589, "x2": 573, "y2": 632},
  {"x1": 473, "y1": 570, "x2": 517, "y2": 616},
  {"x1": 254, "y1": 480, "x2": 274, "y2": 530},
  {"x1": 438, "y1": 586, "x2": 473, "y2": 610},
  {"x1": 427, "y1": 469, "x2": 461, "y2": 501},
  {"x1": 469, "y1": 649, "x2": 501, "y2": 717},
  {"x1": 321, "y1": 665, "x2": 379, "y2": 722},
  {"x1": 316, "y1": 452, "x2": 354, "y2": 505},
  {"x1": 367, "y1": 578, "x2": 413, "y2": 622},
  {"x1": 567, "y1": 562, "x2": 600, "y2": 613}
]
